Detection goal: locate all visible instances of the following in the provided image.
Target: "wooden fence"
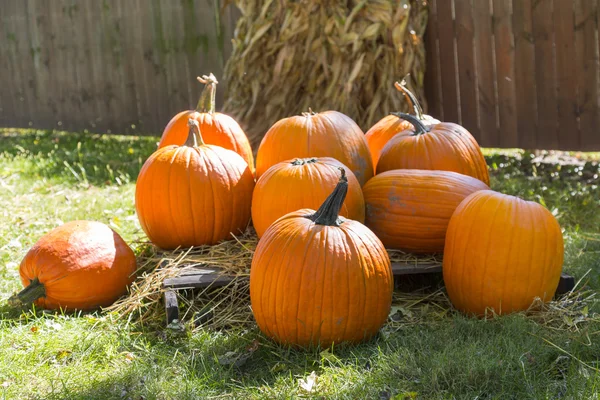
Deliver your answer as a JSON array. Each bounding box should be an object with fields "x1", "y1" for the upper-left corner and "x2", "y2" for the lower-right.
[
  {"x1": 425, "y1": 0, "x2": 600, "y2": 150},
  {"x1": 0, "y1": 0, "x2": 238, "y2": 135},
  {"x1": 2, "y1": 0, "x2": 600, "y2": 150}
]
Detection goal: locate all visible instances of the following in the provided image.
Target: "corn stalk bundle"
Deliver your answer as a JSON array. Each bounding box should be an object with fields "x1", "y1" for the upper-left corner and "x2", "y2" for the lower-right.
[{"x1": 223, "y1": 0, "x2": 429, "y2": 146}]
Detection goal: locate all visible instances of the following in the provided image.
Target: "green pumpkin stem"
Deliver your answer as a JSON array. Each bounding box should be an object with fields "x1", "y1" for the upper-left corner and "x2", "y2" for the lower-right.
[
  {"x1": 390, "y1": 112, "x2": 429, "y2": 136},
  {"x1": 8, "y1": 278, "x2": 46, "y2": 308},
  {"x1": 394, "y1": 75, "x2": 425, "y2": 120},
  {"x1": 308, "y1": 168, "x2": 348, "y2": 227},
  {"x1": 184, "y1": 119, "x2": 206, "y2": 147},
  {"x1": 195, "y1": 73, "x2": 218, "y2": 114}
]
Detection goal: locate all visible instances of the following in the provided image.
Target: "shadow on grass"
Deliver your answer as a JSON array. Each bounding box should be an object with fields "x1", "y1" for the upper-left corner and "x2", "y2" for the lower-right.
[{"x1": 0, "y1": 129, "x2": 158, "y2": 186}]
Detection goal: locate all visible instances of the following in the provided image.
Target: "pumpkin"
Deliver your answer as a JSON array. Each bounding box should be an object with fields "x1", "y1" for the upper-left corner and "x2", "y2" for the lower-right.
[
  {"x1": 443, "y1": 190, "x2": 564, "y2": 316},
  {"x1": 363, "y1": 169, "x2": 489, "y2": 253},
  {"x1": 372, "y1": 79, "x2": 489, "y2": 185},
  {"x1": 158, "y1": 74, "x2": 254, "y2": 172},
  {"x1": 250, "y1": 169, "x2": 393, "y2": 348},
  {"x1": 252, "y1": 157, "x2": 365, "y2": 238},
  {"x1": 365, "y1": 78, "x2": 440, "y2": 168},
  {"x1": 255, "y1": 109, "x2": 373, "y2": 186},
  {"x1": 10, "y1": 220, "x2": 136, "y2": 311},
  {"x1": 136, "y1": 119, "x2": 255, "y2": 249}
]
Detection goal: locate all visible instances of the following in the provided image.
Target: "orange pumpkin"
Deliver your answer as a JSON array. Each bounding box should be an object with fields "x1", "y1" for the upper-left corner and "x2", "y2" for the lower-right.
[
  {"x1": 11, "y1": 220, "x2": 136, "y2": 311},
  {"x1": 376, "y1": 112, "x2": 490, "y2": 185},
  {"x1": 252, "y1": 157, "x2": 365, "y2": 238},
  {"x1": 255, "y1": 110, "x2": 373, "y2": 186},
  {"x1": 363, "y1": 169, "x2": 489, "y2": 253},
  {"x1": 136, "y1": 119, "x2": 254, "y2": 249},
  {"x1": 250, "y1": 169, "x2": 393, "y2": 348},
  {"x1": 365, "y1": 79, "x2": 439, "y2": 169},
  {"x1": 443, "y1": 190, "x2": 564, "y2": 316},
  {"x1": 158, "y1": 74, "x2": 254, "y2": 172}
]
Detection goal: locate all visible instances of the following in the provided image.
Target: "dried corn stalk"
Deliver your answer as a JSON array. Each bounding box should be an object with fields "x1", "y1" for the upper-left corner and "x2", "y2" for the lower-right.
[{"x1": 223, "y1": 0, "x2": 429, "y2": 146}]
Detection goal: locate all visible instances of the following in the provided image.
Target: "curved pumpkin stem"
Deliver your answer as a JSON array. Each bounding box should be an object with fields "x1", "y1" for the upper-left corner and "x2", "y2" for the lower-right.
[
  {"x1": 196, "y1": 73, "x2": 219, "y2": 113},
  {"x1": 8, "y1": 278, "x2": 46, "y2": 308},
  {"x1": 390, "y1": 112, "x2": 430, "y2": 136},
  {"x1": 394, "y1": 75, "x2": 425, "y2": 120},
  {"x1": 185, "y1": 119, "x2": 206, "y2": 147},
  {"x1": 308, "y1": 168, "x2": 348, "y2": 227}
]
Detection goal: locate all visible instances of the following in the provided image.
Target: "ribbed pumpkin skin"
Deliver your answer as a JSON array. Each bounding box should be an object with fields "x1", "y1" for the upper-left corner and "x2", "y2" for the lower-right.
[
  {"x1": 252, "y1": 158, "x2": 365, "y2": 237},
  {"x1": 158, "y1": 110, "x2": 254, "y2": 172},
  {"x1": 250, "y1": 210, "x2": 393, "y2": 347},
  {"x1": 443, "y1": 190, "x2": 564, "y2": 316},
  {"x1": 363, "y1": 170, "x2": 489, "y2": 253},
  {"x1": 255, "y1": 111, "x2": 373, "y2": 186},
  {"x1": 135, "y1": 144, "x2": 254, "y2": 249},
  {"x1": 19, "y1": 221, "x2": 136, "y2": 310},
  {"x1": 376, "y1": 122, "x2": 490, "y2": 185},
  {"x1": 365, "y1": 115, "x2": 413, "y2": 169}
]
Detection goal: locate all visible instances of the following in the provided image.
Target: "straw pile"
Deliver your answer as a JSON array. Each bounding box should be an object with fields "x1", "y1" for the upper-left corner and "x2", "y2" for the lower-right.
[
  {"x1": 108, "y1": 229, "x2": 598, "y2": 335},
  {"x1": 222, "y1": 0, "x2": 429, "y2": 146}
]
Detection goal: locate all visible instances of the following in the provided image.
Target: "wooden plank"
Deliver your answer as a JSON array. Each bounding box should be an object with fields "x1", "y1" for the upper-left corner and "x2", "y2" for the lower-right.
[
  {"x1": 164, "y1": 290, "x2": 180, "y2": 324},
  {"x1": 554, "y1": 0, "x2": 579, "y2": 150},
  {"x1": 473, "y1": 0, "x2": 498, "y2": 147},
  {"x1": 493, "y1": 0, "x2": 518, "y2": 148},
  {"x1": 435, "y1": 0, "x2": 460, "y2": 123},
  {"x1": 575, "y1": 0, "x2": 600, "y2": 150},
  {"x1": 512, "y1": 0, "x2": 537, "y2": 149},
  {"x1": 454, "y1": 0, "x2": 481, "y2": 141},
  {"x1": 391, "y1": 262, "x2": 442, "y2": 275},
  {"x1": 532, "y1": 0, "x2": 559, "y2": 149},
  {"x1": 0, "y1": 0, "x2": 19, "y2": 126},
  {"x1": 424, "y1": 0, "x2": 443, "y2": 119}
]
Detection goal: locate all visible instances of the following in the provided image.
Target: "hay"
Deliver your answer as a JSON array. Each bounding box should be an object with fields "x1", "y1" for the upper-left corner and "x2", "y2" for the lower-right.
[
  {"x1": 222, "y1": 0, "x2": 429, "y2": 146},
  {"x1": 108, "y1": 230, "x2": 598, "y2": 334}
]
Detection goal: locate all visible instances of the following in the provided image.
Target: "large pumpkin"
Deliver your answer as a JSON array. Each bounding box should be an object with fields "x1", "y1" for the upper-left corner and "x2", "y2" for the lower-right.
[
  {"x1": 250, "y1": 169, "x2": 393, "y2": 348},
  {"x1": 365, "y1": 79, "x2": 439, "y2": 169},
  {"x1": 158, "y1": 74, "x2": 254, "y2": 172},
  {"x1": 10, "y1": 220, "x2": 136, "y2": 311},
  {"x1": 252, "y1": 157, "x2": 365, "y2": 238},
  {"x1": 255, "y1": 110, "x2": 373, "y2": 186},
  {"x1": 363, "y1": 169, "x2": 489, "y2": 253},
  {"x1": 443, "y1": 190, "x2": 564, "y2": 316},
  {"x1": 136, "y1": 119, "x2": 255, "y2": 249}
]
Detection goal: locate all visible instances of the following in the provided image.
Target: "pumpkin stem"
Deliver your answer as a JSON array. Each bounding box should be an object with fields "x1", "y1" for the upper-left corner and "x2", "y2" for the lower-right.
[
  {"x1": 184, "y1": 119, "x2": 206, "y2": 147},
  {"x1": 301, "y1": 108, "x2": 317, "y2": 117},
  {"x1": 8, "y1": 278, "x2": 46, "y2": 308},
  {"x1": 394, "y1": 75, "x2": 425, "y2": 120},
  {"x1": 307, "y1": 168, "x2": 348, "y2": 227},
  {"x1": 195, "y1": 73, "x2": 218, "y2": 113},
  {"x1": 390, "y1": 112, "x2": 429, "y2": 135}
]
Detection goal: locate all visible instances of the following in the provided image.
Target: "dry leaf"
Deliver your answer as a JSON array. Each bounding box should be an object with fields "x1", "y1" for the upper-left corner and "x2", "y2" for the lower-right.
[{"x1": 299, "y1": 371, "x2": 318, "y2": 393}]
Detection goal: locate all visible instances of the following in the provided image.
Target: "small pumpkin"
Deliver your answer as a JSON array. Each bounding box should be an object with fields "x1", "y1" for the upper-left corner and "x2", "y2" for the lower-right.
[
  {"x1": 136, "y1": 119, "x2": 254, "y2": 249},
  {"x1": 10, "y1": 220, "x2": 136, "y2": 311},
  {"x1": 255, "y1": 109, "x2": 373, "y2": 186},
  {"x1": 443, "y1": 190, "x2": 564, "y2": 316},
  {"x1": 250, "y1": 169, "x2": 393, "y2": 348},
  {"x1": 158, "y1": 74, "x2": 254, "y2": 172},
  {"x1": 365, "y1": 78, "x2": 439, "y2": 168},
  {"x1": 252, "y1": 157, "x2": 365, "y2": 238},
  {"x1": 373, "y1": 81, "x2": 489, "y2": 185},
  {"x1": 363, "y1": 169, "x2": 489, "y2": 253}
]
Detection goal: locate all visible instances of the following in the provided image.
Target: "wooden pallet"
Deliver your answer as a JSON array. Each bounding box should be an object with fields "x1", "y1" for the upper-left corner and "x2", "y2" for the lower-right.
[{"x1": 162, "y1": 263, "x2": 575, "y2": 325}]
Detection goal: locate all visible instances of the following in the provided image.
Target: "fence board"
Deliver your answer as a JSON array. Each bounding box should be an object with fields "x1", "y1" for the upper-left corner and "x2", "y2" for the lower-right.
[
  {"x1": 436, "y1": 0, "x2": 459, "y2": 123},
  {"x1": 575, "y1": 0, "x2": 600, "y2": 150},
  {"x1": 554, "y1": 0, "x2": 579, "y2": 149},
  {"x1": 493, "y1": 0, "x2": 518, "y2": 148},
  {"x1": 454, "y1": 0, "x2": 480, "y2": 141},
  {"x1": 512, "y1": 0, "x2": 537, "y2": 149},
  {"x1": 424, "y1": 0, "x2": 442, "y2": 119},
  {"x1": 473, "y1": 0, "x2": 498, "y2": 147}
]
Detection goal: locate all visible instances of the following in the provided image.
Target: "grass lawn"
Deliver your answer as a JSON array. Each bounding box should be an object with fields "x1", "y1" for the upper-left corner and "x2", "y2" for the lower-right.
[{"x1": 1, "y1": 129, "x2": 599, "y2": 399}]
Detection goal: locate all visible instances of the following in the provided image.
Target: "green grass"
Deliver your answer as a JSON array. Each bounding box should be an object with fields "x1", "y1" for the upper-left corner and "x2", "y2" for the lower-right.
[{"x1": 1, "y1": 129, "x2": 599, "y2": 399}]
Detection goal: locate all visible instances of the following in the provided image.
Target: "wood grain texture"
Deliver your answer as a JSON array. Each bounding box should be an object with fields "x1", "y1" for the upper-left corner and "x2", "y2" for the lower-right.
[{"x1": 436, "y1": 0, "x2": 460, "y2": 123}]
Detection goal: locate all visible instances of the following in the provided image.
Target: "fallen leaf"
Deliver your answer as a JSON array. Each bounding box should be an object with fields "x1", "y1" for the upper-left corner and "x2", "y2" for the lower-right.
[
  {"x1": 299, "y1": 371, "x2": 318, "y2": 393},
  {"x1": 30, "y1": 326, "x2": 38, "y2": 333}
]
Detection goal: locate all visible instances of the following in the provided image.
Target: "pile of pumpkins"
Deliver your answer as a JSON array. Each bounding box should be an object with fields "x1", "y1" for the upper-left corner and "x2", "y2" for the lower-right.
[{"x1": 13, "y1": 74, "x2": 564, "y2": 349}]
